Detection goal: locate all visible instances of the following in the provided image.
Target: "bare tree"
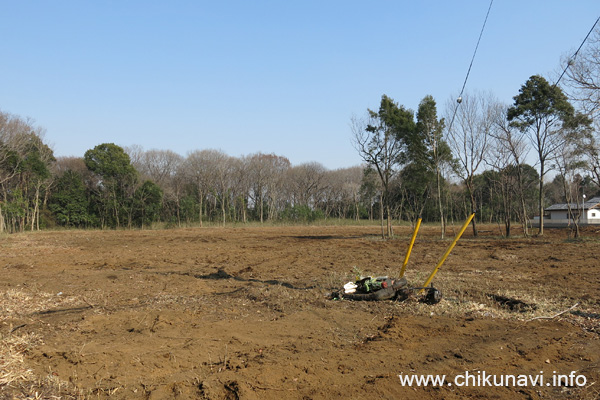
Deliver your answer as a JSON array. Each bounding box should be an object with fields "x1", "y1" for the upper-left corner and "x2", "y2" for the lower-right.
[
  {"x1": 124, "y1": 144, "x2": 145, "y2": 169},
  {"x1": 554, "y1": 140, "x2": 587, "y2": 238},
  {"x1": 285, "y1": 162, "x2": 327, "y2": 208},
  {"x1": 337, "y1": 166, "x2": 363, "y2": 220},
  {"x1": 185, "y1": 150, "x2": 218, "y2": 227},
  {"x1": 446, "y1": 91, "x2": 493, "y2": 236},
  {"x1": 169, "y1": 161, "x2": 188, "y2": 226},
  {"x1": 320, "y1": 168, "x2": 362, "y2": 219},
  {"x1": 563, "y1": 26, "x2": 600, "y2": 117},
  {"x1": 264, "y1": 155, "x2": 291, "y2": 221},
  {"x1": 230, "y1": 155, "x2": 251, "y2": 223},
  {"x1": 134, "y1": 149, "x2": 184, "y2": 188},
  {"x1": 352, "y1": 95, "x2": 415, "y2": 238},
  {"x1": 0, "y1": 111, "x2": 29, "y2": 185},
  {"x1": 130, "y1": 149, "x2": 185, "y2": 226},
  {"x1": 247, "y1": 153, "x2": 271, "y2": 223},
  {"x1": 359, "y1": 167, "x2": 381, "y2": 222},
  {"x1": 209, "y1": 151, "x2": 233, "y2": 226},
  {"x1": 53, "y1": 156, "x2": 89, "y2": 176},
  {"x1": 562, "y1": 27, "x2": 600, "y2": 190},
  {"x1": 489, "y1": 102, "x2": 532, "y2": 236}
]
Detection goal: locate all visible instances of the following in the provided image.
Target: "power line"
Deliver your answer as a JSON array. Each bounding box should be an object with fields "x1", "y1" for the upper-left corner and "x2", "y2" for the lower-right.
[
  {"x1": 458, "y1": 0, "x2": 494, "y2": 100},
  {"x1": 554, "y1": 15, "x2": 600, "y2": 87},
  {"x1": 447, "y1": 0, "x2": 494, "y2": 135}
]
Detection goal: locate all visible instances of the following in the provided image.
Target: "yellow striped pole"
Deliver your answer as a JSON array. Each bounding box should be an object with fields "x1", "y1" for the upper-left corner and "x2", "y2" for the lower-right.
[
  {"x1": 419, "y1": 213, "x2": 475, "y2": 294},
  {"x1": 400, "y1": 217, "x2": 421, "y2": 278}
]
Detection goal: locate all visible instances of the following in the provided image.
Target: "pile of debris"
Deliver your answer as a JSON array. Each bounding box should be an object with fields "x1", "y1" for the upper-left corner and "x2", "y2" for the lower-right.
[
  {"x1": 329, "y1": 275, "x2": 441, "y2": 305},
  {"x1": 328, "y1": 214, "x2": 476, "y2": 305}
]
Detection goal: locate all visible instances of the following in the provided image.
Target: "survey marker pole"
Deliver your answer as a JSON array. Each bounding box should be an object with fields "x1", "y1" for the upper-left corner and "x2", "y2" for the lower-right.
[
  {"x1": 400, "y1": 217, "x2": 422, "y2": 278},
  {"x1": 419, "y1": 213, "x2": 475, "y2": 294}
]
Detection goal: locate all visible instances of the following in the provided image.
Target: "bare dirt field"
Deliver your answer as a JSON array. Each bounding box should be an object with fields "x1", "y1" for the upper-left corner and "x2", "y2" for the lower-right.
[{"x1": 1, "y1": 223, "x2": 599, "y2": 399}]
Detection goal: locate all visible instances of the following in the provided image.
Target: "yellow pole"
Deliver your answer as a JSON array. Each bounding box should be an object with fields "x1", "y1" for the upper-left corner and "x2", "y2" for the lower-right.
[
  {"x1": 419, "y1": 213, "x2": 475, "y2": 294},
  {"x1": 400, "y1": 217, "x2": 421, "y2": 278}
]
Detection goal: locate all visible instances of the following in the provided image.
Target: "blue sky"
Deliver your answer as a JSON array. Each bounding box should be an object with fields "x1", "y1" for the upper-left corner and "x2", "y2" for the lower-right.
[{"x1": 1, "y1": 1, "x2": 599, "y2": 169}]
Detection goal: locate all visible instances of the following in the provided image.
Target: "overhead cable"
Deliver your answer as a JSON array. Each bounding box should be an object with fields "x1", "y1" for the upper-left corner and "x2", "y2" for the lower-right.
[
  {"x1": 447, "y1": 0, "x2": 494, "y2": 135},
  {"x1": 554, "y1": 15, "x2": 600, "y2": 87}
]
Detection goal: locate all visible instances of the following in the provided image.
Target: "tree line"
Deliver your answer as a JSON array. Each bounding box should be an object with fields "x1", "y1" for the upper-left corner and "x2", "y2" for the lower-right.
[
  {"x1": 0, "y1": 104, "x2": 560, "y2": 236},
  {"x1": 0, "y1": 121, "x2": 369, "y2": 233},
  {"x1": 2, "y1": 29, "x2": 600, "y2": 235}
]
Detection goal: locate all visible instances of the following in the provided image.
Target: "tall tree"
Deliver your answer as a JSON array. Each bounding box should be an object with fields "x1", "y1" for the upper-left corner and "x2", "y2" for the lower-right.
[
  {"x1": 414, "y1": 95, "x2": 452, "y2": 238},
  {"x1": 133, "y1": 149, "x2": 183, "y2": 188},
  {"x1": 446, "y1": 91, "x2": 493, "y2": 236},
  {"x1": 352, "y1": 94, "x2": 415, "y2": 238},
  {"x1": 247, "y1": 153, "x2": 271, "y2": 223},
  {"x1": 20, "y1": 133, "x2": 55, "y2": 230},
  {"x1": 84, "y1": 143, "x2": 137, "y2": 228},
  {"x1": 0, "y1": 111, "x2": 55, "y2": 232},
  {"x1": 562, "y1": 27, "x2": 600, "y2": 190},
  {"x1": 563, "y1": 26, "x2": 600, "y2": 118},
  {"x1": 0, "y1": 111, "x2": 28, "y2": 232},
  {"x1": 265, "y1": 155, "x2": 290, "y2": 221},
  {"x1": 285, "y1": 162, "x2": 327, "y2": 208},
  {"x1": 507, "y1": 75, "x2": 590, "y2": 235},
  {"x1": 48, "y1": 170, "x2": 91, "y2": 227},
  {"x1": 489, "y1": 102, "x2": 532, "y2": 236},
  {"x1": 184, "y1": 149, "x2": 218, "y2": 227}
]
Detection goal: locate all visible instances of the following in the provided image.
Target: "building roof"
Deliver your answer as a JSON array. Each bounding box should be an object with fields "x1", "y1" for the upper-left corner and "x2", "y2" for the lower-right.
[{"x1": 545, "y1": 196, "x2": 600, "y2": 211}]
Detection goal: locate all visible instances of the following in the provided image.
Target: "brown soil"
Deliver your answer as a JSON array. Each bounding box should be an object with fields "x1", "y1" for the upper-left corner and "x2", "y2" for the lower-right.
[{"x1": 1, "y1": 224, "x2": 599, "y2": 399}]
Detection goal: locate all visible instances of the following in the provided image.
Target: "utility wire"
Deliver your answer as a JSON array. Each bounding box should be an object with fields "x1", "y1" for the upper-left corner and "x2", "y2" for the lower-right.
[
  {"x1": 447, "y1": 0, "x2": 494, "y2": 135},
  {"x1": 554, "y1": 15, "x2": 600, "y2": 87}
]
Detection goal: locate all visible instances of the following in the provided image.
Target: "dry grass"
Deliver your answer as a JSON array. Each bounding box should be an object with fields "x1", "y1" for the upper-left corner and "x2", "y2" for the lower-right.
[
  {"x1": 324, "y1": 267, "x2": 599, "y2": 337},
  {"x1": 0, "y1": 332, "x2": 42, "y2": 388},
  {"x1": 0, "y1": 289, "x2": 80, "y2": 320},
  {"x1": 387, "y1": 271, "x2": 600, "y2": 337},
  {"x1": 0, "y1": 289, "x2": 85, "y2": 399}
]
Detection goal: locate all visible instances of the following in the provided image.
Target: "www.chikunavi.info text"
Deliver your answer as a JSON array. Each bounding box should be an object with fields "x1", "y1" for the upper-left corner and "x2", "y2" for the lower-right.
[{"x1": 399, "y1": 370, "x2": 587, "y2": 387}]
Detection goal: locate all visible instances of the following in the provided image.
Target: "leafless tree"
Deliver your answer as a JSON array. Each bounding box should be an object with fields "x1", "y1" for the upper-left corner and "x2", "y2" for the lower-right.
[
  {"x1": 124, "y1": 144, "x2": 145, "y2": 169},
  {"x1": 247, "y1": 152, "x2": 279, "y2": 223},
  {"x1": 0, "y1": 111, "x2": 30, "y2": 184},
  {"x1": 129, "y1": 149, "x2": 185, "y2": 226},
  {"x1": 359, "y1": 167, "x2": 381, "y2": 222},
  {"x1": 561, "y1": 27, "x2": 600, "y2": 190},
  {"x1": 285, "y1": 162, "x2": 328, "y2": 208},
  {"x1": 488, "y1": 102, "x2": 532, "y2": 236},
  {"x1": 184, "y1": 149, "x2": 219, "y2": 227},
  {"x1": 265, "y1": 155, "x2": 290, "y2": 221},
  {"x1": 206, "y1": 150, "x2": 233, "y2": 226},
  {"x1": 446, "y1": 91, "x2": 493, "y2": 236},
  {"x1": 562, "y1": 26, "x2": 600, "y2": 117},
  {"x1": 322, "y1": 166, "x2": 363, "y2": 219},
  {"x1": 134, "y1": 149, "x2": 184, "y2": 188},
  {"x1": 230, "y1": 155, "x2": 250, "y2": 223},
  {"x1": 554, "y1": 140, "x2": 587, "y2": 238},
  {"x1": 53, "y1": 156, "x2": 89, "y2": 176},
  {"x1": 352, "y1": 115, "x2": 400, "y2": 237}
]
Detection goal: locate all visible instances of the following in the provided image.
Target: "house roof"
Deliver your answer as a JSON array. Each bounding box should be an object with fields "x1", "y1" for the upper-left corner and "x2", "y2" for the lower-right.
[{"x1": 545, "y1": 196, "x2": 600, "y2": 211}]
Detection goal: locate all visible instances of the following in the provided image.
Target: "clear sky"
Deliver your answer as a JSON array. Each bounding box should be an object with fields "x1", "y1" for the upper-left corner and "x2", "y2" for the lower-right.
[{"x1": 1, "y1": 1, "x2": 599, "y2": 169}]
